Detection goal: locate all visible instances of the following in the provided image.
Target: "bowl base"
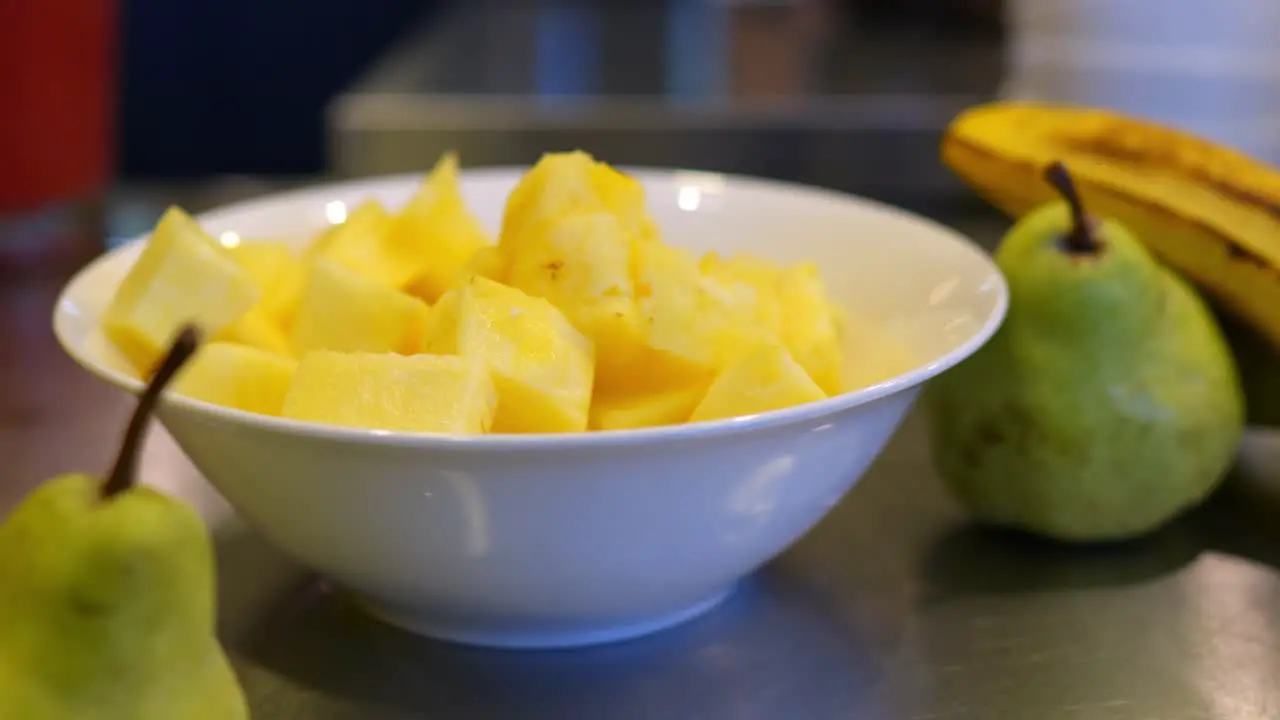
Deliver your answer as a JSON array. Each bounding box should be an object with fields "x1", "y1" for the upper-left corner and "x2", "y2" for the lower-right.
[{"x1": 355, "y1": 584, "x2": 737, "y2": 650}]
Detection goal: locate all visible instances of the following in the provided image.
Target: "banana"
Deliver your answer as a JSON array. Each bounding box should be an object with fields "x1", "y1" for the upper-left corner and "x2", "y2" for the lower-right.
[{"x1": 941, "y1": 101, "x2": 1280, "y2": 354}]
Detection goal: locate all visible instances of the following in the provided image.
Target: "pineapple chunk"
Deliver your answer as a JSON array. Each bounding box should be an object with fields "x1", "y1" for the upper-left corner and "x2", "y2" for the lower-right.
[
  {"x1": 505, "y1": 212, "x2": 644, "y2": 388},
  {"x1": 698, "y1": 273, "x2": 778, "y2": 368},
  {"x1": 216, "y1": 307, "x2": 293, "y2": 357},
  {"x1": 505, "y1": 219, "x2": 776, "y2": 394},
  {"x1": 630, "y1": 241, "x2": 722, "y2": 386},
  {"x1": 628, "y1": 242, "x2": 776, "y2": 390},
  {"x1": 420, "y1": 285, "x2": 461, "y2": 355},
  {"x1": 305, "y1": 198, "x2": 414, "y2": 288},
  {"x1": 499, "y1": 150, "x2": 649, "y2": 253},
  {"x1": 700, "y1": 251, "x2": 784, "y2": 336},
  {"x1": 230, "y1": 241, "x2": 306, "y2": 328},
  {"x1": 291, "y1": 258, "x2": 431, "y2": 355},
  {"x1": 281, "y1": 351, "x2": 497, "y2": 434},
  {"x1": 501, "y1": 151, "x2": 604, "y2": 251},
  {"x1": 461, "y1": 245, "x2": 508, "y2": 284},
  {"x1": 588, "y1": 382, "x2": 709, "y2": 431},
  {"x1": 777, "y1": 263, "x2": 845, "y2": 395},
  {"x1": 396, "y1": 153, "x2": 494, "y2": 303},
  {"x1": 103, "y1": 206, "x2": 261, "y2": 372},
  {"x1": 690, "y1": 343, "x2": 828, "y2": 423},
  {"x1": 589, "y1": 160, "x2": 648, "y2": 236},
  {"x1": 172, "y1": 342, "x2": 297, "y2": 416},
  {"x1": 422, "y1": 276, "x2": 594, "y2": 433}
]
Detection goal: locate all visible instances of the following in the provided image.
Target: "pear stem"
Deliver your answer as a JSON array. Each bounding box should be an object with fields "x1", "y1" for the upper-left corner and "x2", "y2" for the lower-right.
[
  {"x1": 1043, "y1": 161, "x2": 1098, "y2": 254},
  {"x1": 101, "y1": 325, "x2": 202, "y2": 500}
]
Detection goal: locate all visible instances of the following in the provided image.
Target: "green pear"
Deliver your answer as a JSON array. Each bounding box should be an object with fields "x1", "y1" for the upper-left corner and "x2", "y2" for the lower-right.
[
  {"x1": 926, "y1": 162, "x2": 1245, "y2": 543},
  {"x1": 0, "y1": 326, "x2": 249, "y2": 718}
]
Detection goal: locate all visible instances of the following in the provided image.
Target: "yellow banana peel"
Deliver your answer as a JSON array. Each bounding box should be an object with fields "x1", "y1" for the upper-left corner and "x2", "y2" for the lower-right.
[{"x1": 942, "y1": 101, "x2": 1280, "y2": 354}]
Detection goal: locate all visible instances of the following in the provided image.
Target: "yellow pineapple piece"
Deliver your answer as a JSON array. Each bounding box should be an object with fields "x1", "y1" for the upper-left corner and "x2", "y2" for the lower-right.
[
  {"x1": 589, "y1": 161, "x2": 648, "y2": 235},
  {"x1": 635, "y1": 215, "x2": 663, "y2": 245},
  {"x1": 700, "y1": 251, "x2": 784, "y2": 335},
  {"x1": 690, "y1": 343, "x2": 827, "y2": 423},
  {"x1": 420, "y1": 285, "x2": 462, "y2": 355},
  {"x1": 777, "y1": 263, "x2": 845, "y2": 395},
  {"x1": 103, "y1": 206, "x2": 261, "y2": 372},
  {"x1": 291, "y1": 258, "x2": 431, "y2": 355},
  {"x1": 216, "y1": 307, "x2": 294, "y2": 357},
  {"x1": 422, "y1": 276, "x2": 594, "y2": 433},
  {"x1": 501, "y1": 151, "x2": 604, "y2": 251},
  {"x1": 281, "y1": 351, "x2": 497, "y2": 434},
  {"x1": 698, "y1": 272, "x2": 779, "y2": 367},
  {"x1": 505, "y1": 212, "x2": 644, "y2": 388},
  {"x1": 172, "y1": 342, "x2": 297, "y2": 416},
  {"x1": 230, "y1": 241, "x2": 306, "y2": 328},
  {"x1": 305, "y1": 198, "x2": 414, "y2": 288},
  {"x1": 500, "y1": 150, "x2": 649, "y2": 253},
  {"x1": 588, "y1": 382, "x2": 709, "y2": 431},
  {"x1": 628, "y1": 242, "x2": 777, "y2": 390},
  {"x1": 396, "y1": 153, "x2": 494, "y2": 303},
  {"x1": 629, "y1": 241, "x2": 722, "y2": 386},
  {"x1": 461, "y1": 244, "x2": 508, "y2": 284}
]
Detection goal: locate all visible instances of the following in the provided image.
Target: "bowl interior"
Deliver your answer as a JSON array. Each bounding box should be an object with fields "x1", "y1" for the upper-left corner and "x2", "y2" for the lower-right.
[{"x1": 55, "y1": 167, "x2": 1006, "y2": 423}]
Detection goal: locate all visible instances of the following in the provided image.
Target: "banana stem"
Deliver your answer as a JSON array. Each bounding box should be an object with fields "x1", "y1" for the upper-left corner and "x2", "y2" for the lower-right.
[
  {"x1": 101, "y1": 325, "x2": 202, "y2": 500},
  {"x1": 1044, "y1": 161, "x2": 1097, "y2": 254}
]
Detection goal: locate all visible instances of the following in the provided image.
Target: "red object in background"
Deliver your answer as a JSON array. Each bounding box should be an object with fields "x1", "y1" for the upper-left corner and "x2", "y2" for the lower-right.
[{"x1": 0, "y1": 1, "x2": 117, "y2": 214}]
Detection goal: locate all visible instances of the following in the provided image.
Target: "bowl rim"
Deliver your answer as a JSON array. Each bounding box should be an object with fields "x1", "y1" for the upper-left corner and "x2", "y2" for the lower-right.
[{"x1": 54, "y1": 166, "x2": 1008, "y2": 450}]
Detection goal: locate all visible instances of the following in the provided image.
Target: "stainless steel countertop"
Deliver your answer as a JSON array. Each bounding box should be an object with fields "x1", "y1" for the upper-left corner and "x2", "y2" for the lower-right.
[
  {"x1": 11, "y1": 189, "x2": 1280, "y2": 717},
  {"x1": 192, "y1": 400, "x2": 1280, "y2": 719},
  {"x1": 33, "y1": 3, "x2": 1280, "y2": 714}
]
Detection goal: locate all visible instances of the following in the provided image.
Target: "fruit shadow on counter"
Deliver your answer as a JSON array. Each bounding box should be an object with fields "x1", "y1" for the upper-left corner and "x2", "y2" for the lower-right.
[{"x1": 918, "y1": 426, "x2": 1280, "y2": 603}]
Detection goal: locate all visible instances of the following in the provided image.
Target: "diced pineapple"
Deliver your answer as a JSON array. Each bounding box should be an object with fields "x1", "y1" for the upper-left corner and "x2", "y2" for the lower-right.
[
  {"x1": 776, "y1": 263, "x2": 845, "y2": 395},
  {"x1": 500, "y1": 151, "x2": 605, "y2": 251},
  {"x1": 281, "y1": 351, "x2": 497, "y2": 434},
  {"x1": 499, "y1": 150, "x2": 650, "y2": 253},
  {"x1": 827, "y1": 299, "x2": 848, "y2": 347},
  {"x1": 103, "y1": 206, "x2": 261, "y2": 372},
  {"x1": 505, "y1": 212, "x2": 644, "y2": 388},
  {"x1": 635, "y1": 216, "x2": 663, "y2": 245},
  {"x1": 422, "y1": 276, "x2": 594, "y2": 433},
  {"x1": 305, "y1": 198, "x2": 415, "y2": 288},
  {"x1": 291, "y1": 258, "x2": 431, "y2": 355},
  {"x1": 420, "y1": 285, "x2": 461, "y2": 355},
  {"x1": 395, "y1": 153, "x2": 494, "y2": 303},
  {"x1": 461, "y1": 245, "x2": 508, "y2": 284},
  {"x1": 220, "y1": 240, "x2": 303, "y2": 356},
  {"x1": 172, "y1": 342, "x2": 297, "y2": 416},
  {"x1": 689, "y1": 343, "x2": 827, "y2": 423},
  {"x1": 629, "y1": 241, "x2": 722, "y2": 386},
  {"x1": 589, "y1": 161, "x2": 647, "y2": 235},
  {"x1": 230, "y1": 241, "x2": 306, "y2": 328},
  {"x1": 625, "y1": 243, "x2": 778, "y2": 393},
  {"x1": 698, "y1": 273, "x2": 778, "y2": 367},
  {"x1": 588, "y1": 382, "x2": 709, "y2": 431},
  {"x1": 700, "y1": 251, "x2": 784, "y2": 335},
  {"x1": 216, "y1": 307, "x2": 294, "y2": 357}
]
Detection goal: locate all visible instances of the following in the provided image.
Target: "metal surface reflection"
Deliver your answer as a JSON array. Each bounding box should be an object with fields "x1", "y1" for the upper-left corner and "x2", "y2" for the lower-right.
[{"x1": 201, "y1": 410, "x2": 1280, "y2": 718}]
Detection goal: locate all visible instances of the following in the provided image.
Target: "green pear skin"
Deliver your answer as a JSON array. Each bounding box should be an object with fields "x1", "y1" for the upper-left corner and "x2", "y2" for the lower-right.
[
  {"x1": 0, "y1": 475, "x2": 248, "y2": 719},
  {"x1": 926, "y1": 199, "x2": 1245, "y2": 543},
  {"x1": 0, "y1": 325, "x2": 248, "y2": 718}
]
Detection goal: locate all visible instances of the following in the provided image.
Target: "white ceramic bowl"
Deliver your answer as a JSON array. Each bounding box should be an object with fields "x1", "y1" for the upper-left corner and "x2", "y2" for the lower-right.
[{"x1": 54, "y1": 168, "x2": 1007, "y2": 649}]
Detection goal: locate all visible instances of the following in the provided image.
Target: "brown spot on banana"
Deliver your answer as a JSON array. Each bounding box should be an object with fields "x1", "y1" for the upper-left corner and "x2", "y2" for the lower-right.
[{"x1": 1060, "y1": 135, "x2": 1280, "y2": 222}]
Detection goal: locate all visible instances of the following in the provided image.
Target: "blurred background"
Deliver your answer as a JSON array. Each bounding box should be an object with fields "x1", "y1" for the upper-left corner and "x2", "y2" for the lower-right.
[{"x1": 3, "y1": 0, "x2": 1276, "y2": 273}]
